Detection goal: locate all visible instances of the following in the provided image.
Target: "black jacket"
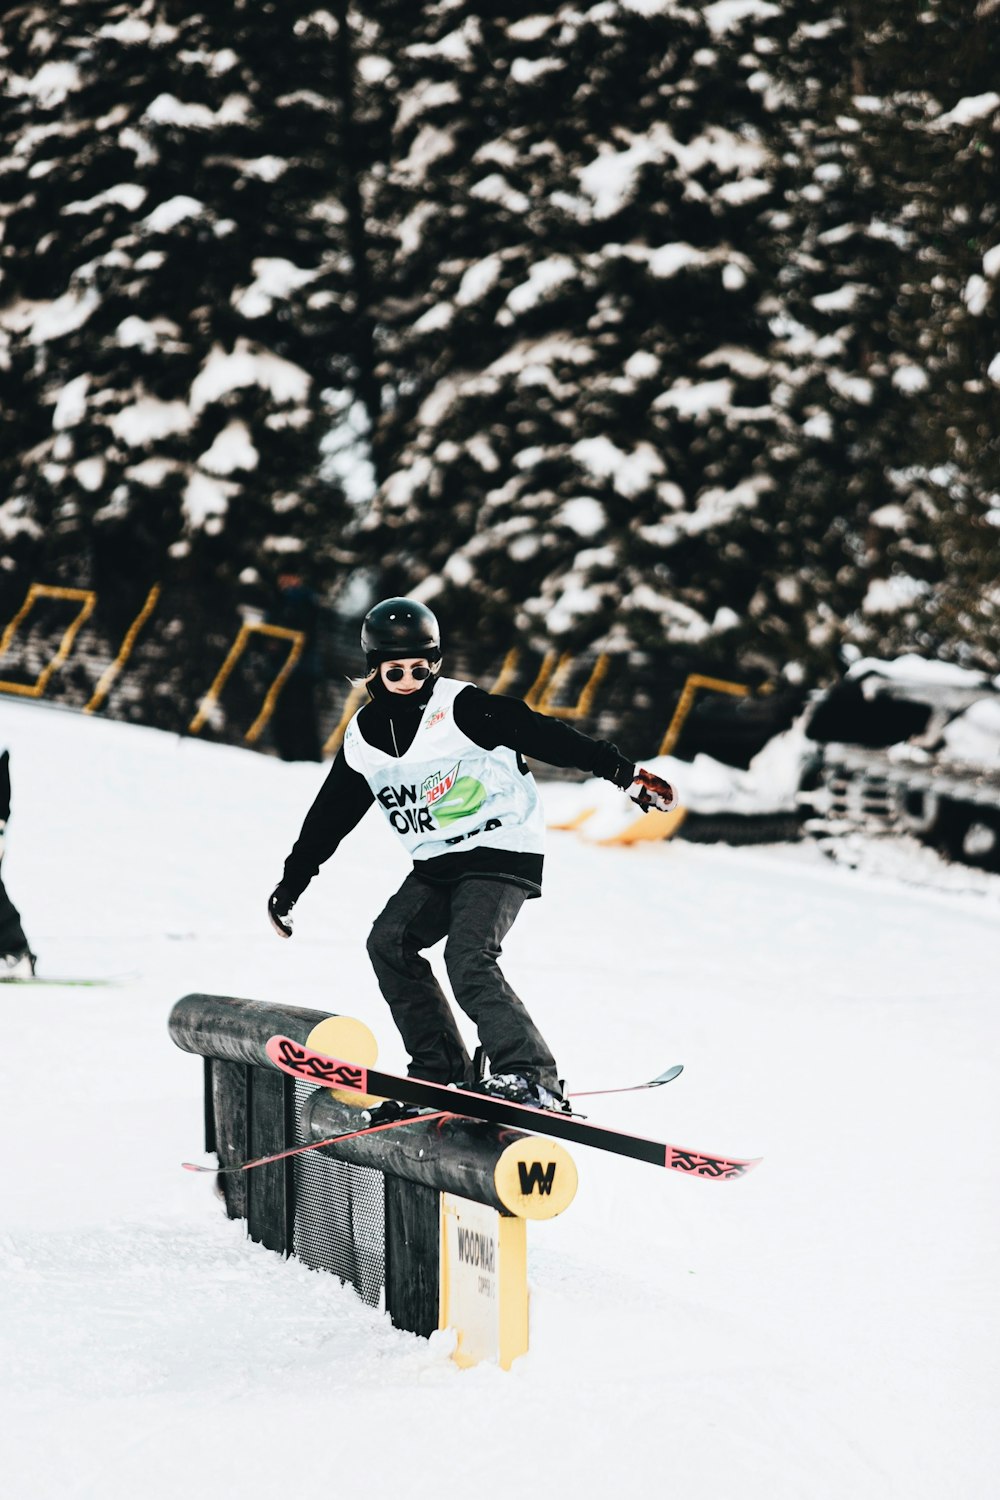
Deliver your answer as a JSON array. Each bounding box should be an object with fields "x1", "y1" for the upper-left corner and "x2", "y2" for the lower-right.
[{"x1": 280, "y1": 682, "x2": 635, "y2": 900}]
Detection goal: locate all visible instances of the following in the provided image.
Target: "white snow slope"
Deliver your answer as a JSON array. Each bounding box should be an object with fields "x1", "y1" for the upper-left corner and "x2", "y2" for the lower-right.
[{"x1": 1, "y1": 698, "x2": 997, "y2": 1500}]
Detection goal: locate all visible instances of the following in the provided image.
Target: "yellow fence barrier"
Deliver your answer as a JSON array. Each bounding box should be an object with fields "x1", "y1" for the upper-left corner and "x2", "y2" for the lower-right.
[
  {"x1": 189, "y1": 622, "x2": 305, "y2": 744},
  {"x1": 1, "y1": 584, "x2": 757, "y2": 778},
  {"x1": 84, "y1": 584, "x2": 162, "y2": 715},
  {"x1": 491, "y1": 647, "x2": 610, "y2": 718},
  {"x1": 549, "y1": 673, "x2": 751, "y2": 847},
  {"x1": 321, "y1": 680, "x2": 368, "y2": 757},
  {"x1": 657, "y1": 673, "x2": 751, "y2": 757},
  {"x1": 0, "y1": 584, "x2": 97, "y2": 698}
]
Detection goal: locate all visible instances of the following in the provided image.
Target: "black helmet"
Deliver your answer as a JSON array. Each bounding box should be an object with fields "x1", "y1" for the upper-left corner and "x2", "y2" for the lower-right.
[{"x1": 361, "y1": 597, "x2": 441, "y2": 670}]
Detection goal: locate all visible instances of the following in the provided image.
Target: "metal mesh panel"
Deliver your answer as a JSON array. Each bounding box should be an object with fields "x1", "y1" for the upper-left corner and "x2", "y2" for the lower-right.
[{"x1": 292, "y1": 1082, "x2": 385, "y2": 1307}]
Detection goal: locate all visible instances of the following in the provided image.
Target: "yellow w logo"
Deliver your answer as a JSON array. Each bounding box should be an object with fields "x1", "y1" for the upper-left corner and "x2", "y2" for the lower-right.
[{"x1": 516, "y1": 1160, "x2": 556, "y2": 1195}]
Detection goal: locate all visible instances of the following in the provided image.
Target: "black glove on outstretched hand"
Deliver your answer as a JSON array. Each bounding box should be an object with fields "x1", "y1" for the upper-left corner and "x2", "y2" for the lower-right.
[
  {"x1": 268, "y1": 885, "x2": 296, "y2": 938},
  {"x1": 628, "y1": 767, "x2": 679, "y2": 815}
]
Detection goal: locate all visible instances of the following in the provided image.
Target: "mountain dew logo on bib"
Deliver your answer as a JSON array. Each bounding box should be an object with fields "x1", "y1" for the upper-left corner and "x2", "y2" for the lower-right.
[{"x1": 422, "y1": 762, "x2": 487, "y2": 827}]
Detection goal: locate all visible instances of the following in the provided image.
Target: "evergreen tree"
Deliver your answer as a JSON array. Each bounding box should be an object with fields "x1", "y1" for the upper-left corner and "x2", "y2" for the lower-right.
[
  {"x1": 357, "y1": 0, "x2": 997, "y2": 679},
  {"x1": 2, "y1": 0, "x2": 995, "y2": 719},
  {"x1": 750, "y1": 0, "x2": 999, "y2": 675},
  {"x1": 856, "y1": 0, "x2": 999, "y2": 672},
  {"x1": 0, "y1": 1, "x2": 368, "y2": 723},
  {"x1": 727, "y1": 0, "x2": 908, "y2": 676},
  {"x1": 355, "y1": 0, "x2": 786, "y2": 669}
]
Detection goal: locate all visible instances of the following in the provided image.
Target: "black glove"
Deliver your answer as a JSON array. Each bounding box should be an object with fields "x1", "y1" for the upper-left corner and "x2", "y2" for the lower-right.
[
  {"x1": 628, "y1": 767, "x2": 679, "y2": 814},
  {"x1": 268, "y1": 885, "x2": 296, "y2": 938}
]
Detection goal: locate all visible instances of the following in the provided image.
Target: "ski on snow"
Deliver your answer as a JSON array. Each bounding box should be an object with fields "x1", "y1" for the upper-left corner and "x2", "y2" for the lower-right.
[
  {"x1": 0, "y1": 974, "x2": 126, "y2": 987},
  {"x1": 182, "y1": 1109, "x2": 450, "y2": 1174},
  {"x1": 265, "y1": 1036, "x2": 761, "y2": 1181}
]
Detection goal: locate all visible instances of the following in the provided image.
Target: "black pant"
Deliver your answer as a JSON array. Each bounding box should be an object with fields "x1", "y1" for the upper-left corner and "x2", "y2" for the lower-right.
[
  {"x1": 366, "y1": 873, "x2": 559, "y2": 1091},
  {"x1": 0, "y1": 862, "x2": 28, "y2": 956}
]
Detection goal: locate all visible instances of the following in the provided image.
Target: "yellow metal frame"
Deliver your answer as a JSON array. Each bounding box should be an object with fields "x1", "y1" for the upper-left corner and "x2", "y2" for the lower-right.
[
  {"x1": 84, "y1": 584, "x2": 161, "y2": 715},
  {"x1": 0, "y1": 584, "x2": 97, "y2": 698},
  {"x1": 1, "y1": 585, "x2": 753, "y2": 776},
  {"x1": 523, "y1": 650, "x2": 558, "y2": 706},
  {"x1": 657, "y1": 672, "x2": 750, "y2": 757},
  {"x1": 488, "y1": 647, "x2": 521, "y2": 696},
  {"x1": 321, "y1": 680, "x2": 368, "y2": 757},
  {"x1": 491, "y1": 648, "x2": 610, "y2": 719},
  {"x1": 532, "y1": 651, "x2": 610, "y2": 719},
  {"x1": 189, "y1": 621, "x2": 305, "y2": 744}
]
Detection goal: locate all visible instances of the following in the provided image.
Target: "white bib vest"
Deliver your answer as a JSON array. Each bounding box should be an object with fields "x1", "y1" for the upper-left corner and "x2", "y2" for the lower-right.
[{"x1": 343, "y1": 678, "x2": 546, "y2": 863}]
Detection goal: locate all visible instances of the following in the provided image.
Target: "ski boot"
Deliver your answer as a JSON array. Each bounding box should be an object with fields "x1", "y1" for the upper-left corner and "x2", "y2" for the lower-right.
[
  {"x1": 479, "y1": 1073, "x2": 571, "y2": 1113},
  {"x1": 362, "y1": 1099, "x2": 432, "y2": 1126}
]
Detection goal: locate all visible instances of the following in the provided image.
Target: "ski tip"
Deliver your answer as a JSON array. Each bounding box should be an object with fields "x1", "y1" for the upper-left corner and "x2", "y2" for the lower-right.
[
  {"x1": 651, "y1": 1064, "x2": 684, "y2": 1086},
  {"x1": 181, "y1": 1161, "x2": 214, "y2": 1173},
  {"x1": 1, "y1": 975, "x2": 124, "y2": 987}
]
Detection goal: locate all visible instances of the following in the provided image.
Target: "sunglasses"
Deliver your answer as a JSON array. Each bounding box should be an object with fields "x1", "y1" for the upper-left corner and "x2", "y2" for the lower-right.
[{"x1": 384, "y1": 664, "x2": 432, "y2": 682}]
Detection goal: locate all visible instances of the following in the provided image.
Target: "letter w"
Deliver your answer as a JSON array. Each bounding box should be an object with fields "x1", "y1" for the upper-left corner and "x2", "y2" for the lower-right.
[{"x1": 517, "y1": 1160, "x2": 556, "y2": 1196}]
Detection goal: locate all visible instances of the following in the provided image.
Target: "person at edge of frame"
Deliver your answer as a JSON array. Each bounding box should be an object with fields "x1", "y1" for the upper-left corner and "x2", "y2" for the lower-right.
[
  {"x1": 267, "y1": 598, "x2": 677, "y2": 1118},
  {"x1": 0, "y1": 750, "x2": 37, "y2": 979},
  {"x1": 266, "y1": 571, "x2": 323, "y2": 763}
]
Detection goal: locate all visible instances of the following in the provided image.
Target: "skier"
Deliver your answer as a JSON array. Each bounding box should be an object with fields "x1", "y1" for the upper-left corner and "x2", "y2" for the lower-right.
[
  {"x1": 0, "y1": 750, "x2": 37, "y2": 979},
  {"x1": 267, "y1": 598, "x2": 677, "y2": 1114}
]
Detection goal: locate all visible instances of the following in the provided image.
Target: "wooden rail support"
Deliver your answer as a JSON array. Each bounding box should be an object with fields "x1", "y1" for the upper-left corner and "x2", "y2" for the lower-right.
[{"x1": 170, "y1": 992, "x2": 576, "y2": 1368}]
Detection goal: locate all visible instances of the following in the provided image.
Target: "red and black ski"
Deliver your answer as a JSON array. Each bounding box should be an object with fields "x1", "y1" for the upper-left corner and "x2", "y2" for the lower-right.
[
  {"x1": 182, "y1": 1109, "x2": 448, "y2": 1175},
  {"x1": 265, "y1": 1036, "x2": 761, "y2": 1181}
]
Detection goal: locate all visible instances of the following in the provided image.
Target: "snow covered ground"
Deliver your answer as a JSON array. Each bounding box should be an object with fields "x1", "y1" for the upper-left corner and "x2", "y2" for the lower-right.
[{"x1": 2, "y1": 697, "x2": 997, "y2": 1500}]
